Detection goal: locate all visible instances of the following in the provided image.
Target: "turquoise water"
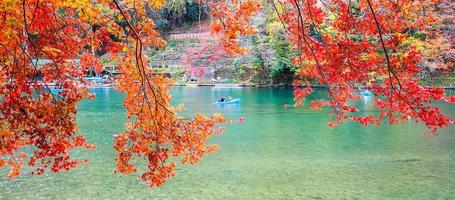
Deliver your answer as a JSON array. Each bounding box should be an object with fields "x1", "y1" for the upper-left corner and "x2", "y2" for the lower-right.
[{"x1": 1, "y1": 87, "x2": 455, "y2": 199}]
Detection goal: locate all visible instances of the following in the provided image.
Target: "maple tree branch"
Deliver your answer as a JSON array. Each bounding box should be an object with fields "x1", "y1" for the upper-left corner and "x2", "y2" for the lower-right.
[
  {"x1": 292, "y1": 0, "x2": 339, "y2": 113},
  {"x1": 112, "y1": 0, "x2": 175, "y2": 115},
  {"x1": 21, "y1": 0, "x2": 57, "y2": 102},
  {"x1": 304, "y1": 0, "x2": 360, "y2": 89},
  {"x1": 366, "y1": 0, "x2": 426, "y2": 128}
]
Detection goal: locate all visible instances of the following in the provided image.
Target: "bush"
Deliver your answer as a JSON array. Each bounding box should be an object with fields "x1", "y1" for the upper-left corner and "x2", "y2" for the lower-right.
[{"x1": 269, "y1": 32, "x2": 297, "y2": 78}]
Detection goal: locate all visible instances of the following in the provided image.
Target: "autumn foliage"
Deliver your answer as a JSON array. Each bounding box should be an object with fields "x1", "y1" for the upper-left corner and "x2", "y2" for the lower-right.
[
  {"x1": 213, "y1": 0, "x2": 454, "y2": 131},
  {"x1": 0, "y1": 0, "x2": 226, "y2": 187},
  {"x1": 0, "y1": 0, "x2": 454, "y2": 188}
]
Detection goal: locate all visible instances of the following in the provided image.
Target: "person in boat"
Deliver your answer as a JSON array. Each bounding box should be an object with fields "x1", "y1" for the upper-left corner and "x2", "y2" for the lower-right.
[
  {"x1": 220, "y1": 96, "x2": 226, "y2": 102},
  {"x1": 227, "y1": 96, "x2": 232, "y2": 101}
]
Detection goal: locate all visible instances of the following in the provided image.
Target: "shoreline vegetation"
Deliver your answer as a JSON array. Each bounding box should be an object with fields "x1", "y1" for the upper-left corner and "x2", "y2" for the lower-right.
[
  {"x1": 39, "y1": 77, "x2": 455, "y2": 89},
  {"x1": 175, "y1": 83, "x2": 455, "y2": 89},
  {"x1": 174, "y1": 72, "x2": 455, "y2": 89},
  {"x1": 175, "y1": 75, "x2": 455, "y2": 89},
  {"x1": 419, "y1": 74, "x2": 455, "y2": 89}
]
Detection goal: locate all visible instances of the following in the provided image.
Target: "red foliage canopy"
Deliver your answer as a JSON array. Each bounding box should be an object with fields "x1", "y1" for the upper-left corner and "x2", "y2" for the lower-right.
[
  {"x1": 0, "y1": 0, "x2": 226, "y2": 187},
  {"x1": 212, "y1": 0, "x2": 454, "y2": 132}
]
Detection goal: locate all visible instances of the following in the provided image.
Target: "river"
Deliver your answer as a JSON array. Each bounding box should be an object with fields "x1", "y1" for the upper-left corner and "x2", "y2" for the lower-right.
[{"x1": 1, "y1": 87, "x2": 454, "y2": 199}]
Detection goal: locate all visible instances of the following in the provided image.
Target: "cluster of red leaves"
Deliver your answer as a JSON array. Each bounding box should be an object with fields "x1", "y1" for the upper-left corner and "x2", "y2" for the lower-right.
[
  {"x1": 283, "y1": 0, "x2": 455, "y2": 133},
  {"x1": 209, "y1": 0, "x2": 261, "y2": 56},
  {"x1": 0, "y1": 0, "x2": 100, "y2": 179},
  {"x1": 114, "y1": 51, "x2": 227, "y2": 187},
  {"x1": 214, "y1": 0, "x2": 454, "y2": 133},
  {"x1": 180, "y1": 0, "x2": 262, "y2": 77},
  {"x1": 420, "y1": 0, "x2": 455, "y2": 73},
  {"x1": 180, "y1": 39, "x2": 225, "y2": 78},
  {"x1": 108, "y1": 1, "x2": 226, "y2": 187},
  {"x1": 1, "y1": 0, "x2": 226, "y2": 187}
]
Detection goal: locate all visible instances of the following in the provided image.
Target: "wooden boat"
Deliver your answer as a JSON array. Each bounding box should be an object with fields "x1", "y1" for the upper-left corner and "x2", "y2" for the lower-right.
[{"x1": 215, "y1": 98, "x2": 240, "y2": 104}]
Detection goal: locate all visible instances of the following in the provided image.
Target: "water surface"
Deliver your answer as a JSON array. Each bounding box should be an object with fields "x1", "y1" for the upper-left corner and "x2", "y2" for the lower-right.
[{"x1": 1, "y1": 87, "x2": 454, "y2": 199}]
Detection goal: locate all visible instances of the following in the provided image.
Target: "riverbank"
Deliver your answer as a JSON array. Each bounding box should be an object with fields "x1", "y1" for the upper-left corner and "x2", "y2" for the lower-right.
[
  {"x1": 175, "y1": 73, "x2": 455, "y2": 89},
  {"x1": 37, "y1": 74, "x2": 455, "y2": 89},
  {"x1": 174, "y1": 82, "x2": 455, "y2": 89},
  {"x1": 420, "y1": 74, "x2": 455, "y2": 89}
]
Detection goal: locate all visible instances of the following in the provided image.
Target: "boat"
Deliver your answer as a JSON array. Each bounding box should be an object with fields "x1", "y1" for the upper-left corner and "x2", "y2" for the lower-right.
[
  {"x1": 84, "y1": 76, "x2": 107, "y2": 84},
  {"x1": 88, "y1": 83, "x2": 114, "y2": 88},
  {"x1": 215, "y1": 98, "x2": 240, "y2": 104},
  {"x1": 360, "y1": 90, "x2": 373, "y2": 96}
]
